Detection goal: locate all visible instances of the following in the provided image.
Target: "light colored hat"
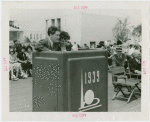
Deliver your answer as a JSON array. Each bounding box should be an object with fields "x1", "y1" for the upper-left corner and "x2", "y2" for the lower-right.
[
  {"x1": 10, "y1": 48, "x2": 14, "y2": 52},
  {"x1": 132, "y1": 50, "x2": 141, "y2": 57},
  {"x1": 133, "y1": 50, "x2": 140, "y2": 54}
]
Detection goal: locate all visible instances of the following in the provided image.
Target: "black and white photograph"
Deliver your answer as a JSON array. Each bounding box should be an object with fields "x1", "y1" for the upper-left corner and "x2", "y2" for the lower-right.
[{"x1": 1, "y1": 1, "x2": 149, "y2": 121}]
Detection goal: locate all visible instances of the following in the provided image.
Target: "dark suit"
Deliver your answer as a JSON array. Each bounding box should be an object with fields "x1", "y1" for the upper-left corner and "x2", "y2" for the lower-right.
[
  {"x1": 112, "y1": 53, "x2": 126, "y2": 67},
  {"x1": 129, "y1": 58, "x2": 141, "y2": 73},
  {"x1": 35, "y1": 37, "x2": 61, "y2": 52}
]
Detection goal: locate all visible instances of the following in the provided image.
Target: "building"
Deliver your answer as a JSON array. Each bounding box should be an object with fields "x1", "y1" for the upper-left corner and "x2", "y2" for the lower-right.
[
  {"x1": 9, "y1": 21, "x2": 23, "y2": 43},
  {"x1": 45, "y1": 13, "x2": 121, "y2": 47},
  {"x1": 24, "y1": 31, "x2": 46, "y2": 43}
]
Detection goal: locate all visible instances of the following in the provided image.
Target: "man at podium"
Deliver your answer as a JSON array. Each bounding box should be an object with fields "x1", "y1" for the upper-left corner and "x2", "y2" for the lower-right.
[{"x1": 35, "y1": 26, "x2": 60, "y2": 52}]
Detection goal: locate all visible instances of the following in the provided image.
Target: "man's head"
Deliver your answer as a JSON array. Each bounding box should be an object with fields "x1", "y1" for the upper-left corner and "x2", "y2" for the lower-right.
[
  {"x1": 107, "y1": 46, "x2": 111, "y2": 51},
  {"x1": 13, "y1": 40, "x2": 17, "y2": 44},
  {"x1": 48, "y1": 26, "x2": 60, "y2": 43},
  {"x1": 132, "y1": 50, "x2": 141, "y2": 60},
  {"x1": 21, "y1": 47, "x2": 26, "y2": 53}
]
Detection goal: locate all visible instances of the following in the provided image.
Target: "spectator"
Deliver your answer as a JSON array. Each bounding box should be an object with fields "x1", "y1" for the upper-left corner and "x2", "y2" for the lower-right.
[
  {"x1": 13, "y1": 40, "x2": 18, "y2": 46},
  {"x1": 9, "y1": 48, "x2": 23, "y2": 81},
  {"x1": 77, "y1": 44, "x2": 81, "y2": 48},
  {"x1": 128, "y1": 44, "x2": 135, "y2": 55},
  {"x1": 72, "y1": 42, "x2": 78, "y2": 51},
  {"x1": 112, "y1": 47, "x2": 126, "y2": 91},
  {"x1": 129, "y1": 51, "x2": 141, "y2": 75},
  {"x1": 13, "y1": 46, "x2": 18, "y2": 56},
  {"x1": 26, "y1": 46, "x2": 33, "y2": 77},
  {"x1": 107, "y1": 46, "x2": 113, "y2": 70},
  {"x1": 84, "y1": 43, "x2": 89, "y2": 49},
  {"x1": 17, "y1": 47, "x2": 28, "y2": 78},
  {"x1": 112, "y1": 47, "x2": 126, "y2": 68}
]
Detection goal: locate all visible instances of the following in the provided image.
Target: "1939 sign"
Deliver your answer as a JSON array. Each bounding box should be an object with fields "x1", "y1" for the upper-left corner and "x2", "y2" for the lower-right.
[{"x1": 84, "y1": 71, "x2": 100, "y2": 84}]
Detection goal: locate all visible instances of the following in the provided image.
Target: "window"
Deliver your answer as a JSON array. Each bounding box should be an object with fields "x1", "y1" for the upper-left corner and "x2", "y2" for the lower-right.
[
  {"x1": 46, "y1": 20, "x2": 49, "y2": 32},
  {"x1": 36, "y1": 34, "x2": 39, "y2": 40},
  {"x1": 17, "y1": 32, "x2": 20, "y2": 39},
  {"x1": 30, "y1": 34, "x2": 32, "y2": 39},
  {"x1": 57, "y1": 18, "x2": 61, "y2": 30},
  {"x1": 40, "y1": 34, "x2": 42, "y2": 39},
  {"x1": 51, "y1": 19, "x2": 55, "y2": 26}
]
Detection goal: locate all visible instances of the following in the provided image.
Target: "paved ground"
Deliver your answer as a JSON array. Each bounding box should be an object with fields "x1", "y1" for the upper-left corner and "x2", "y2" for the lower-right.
[{"x1": 9, "y1": 72, "x2": 141, "y2": 112}]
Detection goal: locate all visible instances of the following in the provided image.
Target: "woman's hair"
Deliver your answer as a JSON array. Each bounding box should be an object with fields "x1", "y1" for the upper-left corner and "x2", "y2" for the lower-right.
[
  {"x1": 26, "y1": 46, "x2": 33, "y2": 51},
  {"x1": 47, "y1": 26, "x2": 60, "y2": 36},
  {"x1": 21, "y1": 46, "x2": 26, "y2": 51},
  {"x1": 9, "y1": 48, "x2": 15, "y2": 54},
  {"x1": 59, "y1": 31, "x2": 70, "y2": 40}
]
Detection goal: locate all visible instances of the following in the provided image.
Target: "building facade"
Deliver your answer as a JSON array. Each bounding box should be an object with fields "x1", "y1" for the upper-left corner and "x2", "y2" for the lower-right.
[
  {"x1": 9, "y1": 21, "x2": 24, "y2": 43},
  {"x1": 45, "y1": 13, "x2": 121, "y2": 47}
]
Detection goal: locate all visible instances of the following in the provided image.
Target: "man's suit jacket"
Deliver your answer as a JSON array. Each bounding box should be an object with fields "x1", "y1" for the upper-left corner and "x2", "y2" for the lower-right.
[
  {"x1": 112, "y1": 53, "x2": 126, "y2": 67},
  {"x1": 129, "y1": 58, "x2": 141, "y2": 73},
  {"x1": 35, "y1": 37, "x2": 61, "y2": 52}
]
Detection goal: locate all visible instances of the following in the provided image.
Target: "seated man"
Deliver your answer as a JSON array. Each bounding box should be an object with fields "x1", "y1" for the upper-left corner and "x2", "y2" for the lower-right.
[
  {"x1": 112, "y1": 47, "x2": 126, "y2": 91},
  {"x1": 112, "y1": 47, "x2": 126, "y2": 68},
  {"x1": 129, "y1": 51, "x2": 141, "y2": 77}
]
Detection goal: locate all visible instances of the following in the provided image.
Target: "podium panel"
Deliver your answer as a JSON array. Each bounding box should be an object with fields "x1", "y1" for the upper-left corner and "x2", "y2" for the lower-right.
[
  {"x1": 32, "y1": 50, "x2": 108, "y2": 112},
  {"x1": 68, "y1": 56, "x2": 107, "y2": 112},
  {"x1": 32, "y1": 57, "x2": 59, "y2": 111}
]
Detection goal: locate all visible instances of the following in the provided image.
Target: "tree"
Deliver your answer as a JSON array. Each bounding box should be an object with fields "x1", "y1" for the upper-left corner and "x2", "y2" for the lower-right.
[
  {"x1": 132, "y1": 24, "x2": 142, "y2": 37},
  {"x1": 112, "y1": 18, "x2": 133, "y2": 43}
]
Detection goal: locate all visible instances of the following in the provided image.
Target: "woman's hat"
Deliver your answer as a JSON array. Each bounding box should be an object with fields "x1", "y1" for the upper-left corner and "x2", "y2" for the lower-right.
[
  {"x1": 10, "y1": 48, "x2": 14, "y2": 52},
  {"x1": 132, "y1": 50, "x2": 141, "y2": 58}
]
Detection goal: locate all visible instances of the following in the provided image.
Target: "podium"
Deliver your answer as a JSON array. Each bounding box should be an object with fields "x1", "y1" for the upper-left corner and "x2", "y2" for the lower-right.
[{"x1": 32, "y1": 50, "x2": 108, "y2": 112}]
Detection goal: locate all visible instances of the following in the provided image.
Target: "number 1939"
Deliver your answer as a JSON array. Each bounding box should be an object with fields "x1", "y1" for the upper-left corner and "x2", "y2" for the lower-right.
[{"x1": 85, "y1": 71, "x2": 100, "y2": 84}]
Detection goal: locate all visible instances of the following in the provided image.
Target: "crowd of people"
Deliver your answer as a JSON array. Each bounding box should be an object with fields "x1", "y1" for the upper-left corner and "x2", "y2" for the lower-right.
[
  {"x1": 9, "y1": 26, "x2": 141, "y2": 84},
  {"x1": 105, "y1": 40, "x2": 141, "y2": 91},
  {"x1": 9, "y1": 40, "x2": 33, "y2": 81}
]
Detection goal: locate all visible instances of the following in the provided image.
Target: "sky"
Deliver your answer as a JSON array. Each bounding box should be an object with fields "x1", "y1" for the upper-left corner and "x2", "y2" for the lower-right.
[{"x1": 10, "y1": 9, "x2": 142, "y2": 32}]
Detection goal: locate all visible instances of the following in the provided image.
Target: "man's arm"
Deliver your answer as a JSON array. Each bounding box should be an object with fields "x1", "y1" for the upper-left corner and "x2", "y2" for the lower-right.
[
  {"x1": 35, "y1": 39, "x2": 51, "y2": 52},
  {"x1": 129, "y1": 59, "x2": 136, "y2": 73}
]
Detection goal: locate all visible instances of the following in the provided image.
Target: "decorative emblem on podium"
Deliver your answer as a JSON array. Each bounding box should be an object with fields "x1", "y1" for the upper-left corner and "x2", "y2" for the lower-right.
[{"x1": 79, "y1": 69, "x2": 102, "y2": 112}]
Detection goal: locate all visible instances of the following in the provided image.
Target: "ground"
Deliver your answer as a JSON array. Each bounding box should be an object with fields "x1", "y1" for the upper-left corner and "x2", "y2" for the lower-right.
[{"x1": 9, "y1": 72, "x2": 141, "y2": 112}]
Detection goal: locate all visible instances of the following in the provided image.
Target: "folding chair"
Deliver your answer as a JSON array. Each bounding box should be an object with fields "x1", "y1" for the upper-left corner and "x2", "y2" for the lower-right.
[
  {"x1": 125, "y1": 63, "x2": 141, "y2": 93},
  {"x1": 112, "y1": 66, "x2": 127, "y2": 82},
  {"x1": 112, "y1": 66, "x2": 141, "y2": 103}
]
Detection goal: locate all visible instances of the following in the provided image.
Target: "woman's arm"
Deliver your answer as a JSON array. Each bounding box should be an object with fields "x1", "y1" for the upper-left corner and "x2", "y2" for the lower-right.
[
  {"x1": 9, "y1": 60, "x2": 17, "y2": 63},
  {"x1": 17, "y1": 59, "x2": 26, "y2": 63},
  {"x1": 9, "y1": 55, "x2": 17, "y2": 63}
]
